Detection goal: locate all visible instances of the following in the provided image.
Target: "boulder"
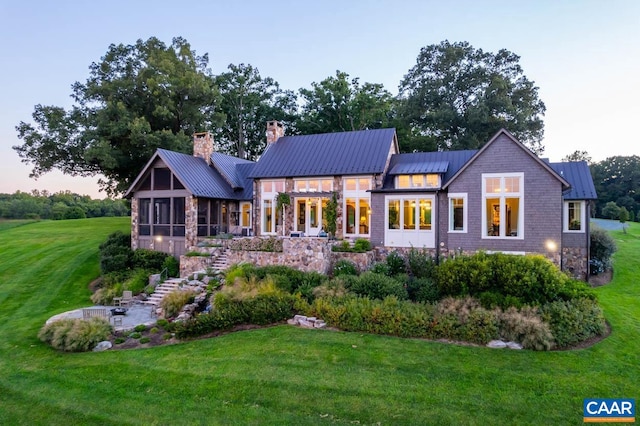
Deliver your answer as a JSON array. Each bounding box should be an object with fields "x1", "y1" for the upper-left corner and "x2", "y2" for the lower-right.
[
  {"x1": 93, "y1": 341, "x2": 112, "y2": 352},
  {"x1": 487, "y1": 340, "x2": 507, "y2": 349}
]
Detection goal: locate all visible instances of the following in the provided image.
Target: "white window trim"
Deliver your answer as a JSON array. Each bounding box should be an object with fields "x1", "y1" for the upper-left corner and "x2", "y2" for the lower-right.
[
  {"x1": 343, "y1": 176, "x2": 372, "y2": 236},
  {"x1": 240, "y1": 201, "x2": 252, "y2": 228},
  {"x1": 481, "y1": 173, "x2": 524, "y2": 240},
  {"x1": 343, "y1": 175, "x2": 372, "y2": 194},
  {"x1": 293, "y1": 177, "x2": 333, "y2": 193},
  {"x1": 260, "y1": 180, "x2": 284, "y2": 235},
  {"x1": 448, "y1": 193, "x2": 468, "y2": 233},
  {"x1": 564, "y1": 200, "x2": 585, "y2": 233}
]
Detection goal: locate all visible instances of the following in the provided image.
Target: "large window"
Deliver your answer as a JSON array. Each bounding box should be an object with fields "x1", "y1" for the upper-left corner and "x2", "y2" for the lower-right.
[
  {"x1": 261, "y1": 180, "x2": 284, "y2": 234},
  {"x1": 482, "y1": 173, "x2": 523, "y2": 238},
  {"x1": 344, "y1": 177, "x2": 371, "y2": 236},
  {"x1": 138, "y1": 197, "x2": 185, "y2": 237},
  {"x1": 448, "y1": 193, "x2": 467, "y2": 232},
  {"x1": 197, "y1": 199, "x2": 226, "y2": 236},
  {"x1": 564, "y1": 201, "x2": 585, "y2": 232},
  {"x1": 387, "y1": 197, "x2": 432, "y2": 231}
]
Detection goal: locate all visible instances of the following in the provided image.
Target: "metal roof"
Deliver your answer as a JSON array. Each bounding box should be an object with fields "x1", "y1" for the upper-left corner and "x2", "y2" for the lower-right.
[
  {"x1": 210, "y1": 152, "x2": 254, "y2": 189},
  {"x1": 388, "y1": 160, "x2": 450, "y2": 175},
  {"x1": 382, "y1": 150, "x2": 477, "y2": 189},
  {"x1": 550, "y1": 161, "x2": 598, "y2": 200},
  {"x1": 250, "y1": 128, "x2": 397, "y2": 178},
  {"x1": 157, "y1": 149, "x2": 253, "y2": 201}
]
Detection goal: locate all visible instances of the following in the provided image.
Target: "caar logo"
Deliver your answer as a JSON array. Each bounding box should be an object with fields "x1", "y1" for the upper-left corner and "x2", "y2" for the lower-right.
[{"x1": 584, "y1": 398, "x2": 635, "y2": 423}]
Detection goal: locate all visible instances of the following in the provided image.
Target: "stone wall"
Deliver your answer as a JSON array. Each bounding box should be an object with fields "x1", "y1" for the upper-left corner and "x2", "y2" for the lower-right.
[
  {"x1": 332, "y1": 251, "x2": 376, "y2": 273},
  {"x1": 227, "y1": 237, "x2": 332, "y2": 273},
  {"x1": 131, "y1": 198, "x2": 139, "y2": 250},
  {"x1": 562, "y1": 247, "x2": 588, "y2": 280}
]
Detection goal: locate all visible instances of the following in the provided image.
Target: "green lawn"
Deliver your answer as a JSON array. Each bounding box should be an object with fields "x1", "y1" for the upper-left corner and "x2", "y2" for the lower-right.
[{"x1": 0, "y1": 218, "x2": 638, "y2": 425}]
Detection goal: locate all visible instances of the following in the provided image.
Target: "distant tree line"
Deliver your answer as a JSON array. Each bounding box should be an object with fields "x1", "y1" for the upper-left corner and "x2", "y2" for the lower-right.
[{"x1": 0, "y1": 190, "x2": 129, "y2": 220}]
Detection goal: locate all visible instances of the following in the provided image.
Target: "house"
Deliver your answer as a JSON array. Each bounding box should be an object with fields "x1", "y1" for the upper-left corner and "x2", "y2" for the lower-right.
[
  {"x1": 124, "y1": 132, "x2": 255, "y2": 256},
  {"x1": 126, "y1": 121, "x2": 596, "y2": 279}
]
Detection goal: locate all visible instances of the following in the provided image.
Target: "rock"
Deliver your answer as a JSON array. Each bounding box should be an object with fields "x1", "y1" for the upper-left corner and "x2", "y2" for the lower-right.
[
  {"x1": 506, "y1": 341, "x2": 523, "y2": 350},
  {"x1": 93, "y1": 341, "x2": 112, "y2": 352},
  {"x1": 487, "y1": 340, "x2": 507, "y2": 349},
  {"x1": 314, "y1": 321, "x2": 326, "y2": 329},
  {"x1": 287, "y1": 318, "x2": 298, "y2": 325},
  {"x1": 298, "y1": 319, "x2": 314, "y2": 328},
  {"x1": 293, "y1": 315, "x2": 307, "y2": 322}
]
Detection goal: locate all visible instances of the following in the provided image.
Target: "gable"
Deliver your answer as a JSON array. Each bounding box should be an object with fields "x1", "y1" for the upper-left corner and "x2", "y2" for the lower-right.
[
  {"x1": 250, "y1": 128, "x2": 397, "y2": 178},
  {"x1": 443, "y1": 129, "x2": 570, "y2": 190}
]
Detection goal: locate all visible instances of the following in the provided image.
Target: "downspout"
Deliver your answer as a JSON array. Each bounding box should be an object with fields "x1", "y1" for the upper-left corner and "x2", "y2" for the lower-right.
[{"x1": 435, "y1": 190, "x2": 440, "y2": 265}]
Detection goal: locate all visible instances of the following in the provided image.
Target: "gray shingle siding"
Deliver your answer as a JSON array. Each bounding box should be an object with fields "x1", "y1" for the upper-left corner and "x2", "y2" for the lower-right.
[{"x1": 443, "y1": 133, "x2": 564, "y2": 255}]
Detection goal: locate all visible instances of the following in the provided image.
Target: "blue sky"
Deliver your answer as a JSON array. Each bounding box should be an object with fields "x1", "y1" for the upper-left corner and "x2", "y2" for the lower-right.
[{"x1": 1, "y1": 0, "x2": 638, "y2": 198}]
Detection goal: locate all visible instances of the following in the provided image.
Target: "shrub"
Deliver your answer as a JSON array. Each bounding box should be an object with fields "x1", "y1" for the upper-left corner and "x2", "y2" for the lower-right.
[
  {"x1": 99, "y1": 231, "x2": 133, "y2": 275},
  {"x1": 332, "y1": 259, "x2": 359, "y2": 276},
  {"x1": 407, "y1": 247, "x2": 436, "y2": 279},
  {"x1": 114, "y1": 337, "x2": 126, "y2": 344},
  {"x1": 161, "y1": 290, "x2": 197, "y2": 318},
  {"x1": 139, "y1": 337, "x2": 151, "y2": 344},
  {"x1": 348, "y1": 272, "x2": 408, "y2": 300},
  {"x1": 370, "y1": 262, "x2": 391, "y2": 276},
  {"x1": 156, "y1": 318, "x2": 169, "y2": 328},
  {"x1": 132, "y1": 249, "x2": 171, "y2": 271},
  {"x1": 541, "y1": 297, "x2": 607, "y2": 348},
  {"x1": 385, "y1": 251, "x2": 406, "y2": 276},
  {"x1": 134, "y1": 324, "x2": 147, "y2": 332},
  {"x1": 224, "y1": 263, "x2": 256, "y2": 285},
  {"x1": 163, "y1": 256, "x2": 180, "y2": 278},
  {"x1": 433, "y1": 297, "x2": 499, "y2": 344},
  {"x1": 312, "y1": 278, "x2": 350, "y2": 299},
  {"x1": 39, "y1": 318, "x2": 112, "y2": 352},
  {"x1": 332, "y1": 240, "x2": 352, "y2": 252},
  {"x1": 590, "y1": 226, "x2": 617, "y2": 274},
  {"x1": 124, "y1": 268, "x2": 151, "y2": 295},
  {"x1": 353, "y1": 238, "x2": 372, "y2": 252},
  {"x1": 150, "y1": 327, "x2": 159, "y2": 334},
  {"x1": 406, "y1": 277, "x2": 440, "y2": 303},
  {"x1": 128, "y1": 332, "x2": 142, "y2": 339},
  {"x1": 498, "y1": 306, "x2": 553, "y2": 350}
]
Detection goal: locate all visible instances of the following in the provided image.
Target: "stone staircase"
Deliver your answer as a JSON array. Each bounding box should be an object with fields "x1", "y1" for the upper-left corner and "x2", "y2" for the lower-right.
[
  {"x1": 144, "y1": 278, "x2": 182, "y2": 307},
  {"x1": 210, "y1": 250, "x2": 230, "y2": 272}
]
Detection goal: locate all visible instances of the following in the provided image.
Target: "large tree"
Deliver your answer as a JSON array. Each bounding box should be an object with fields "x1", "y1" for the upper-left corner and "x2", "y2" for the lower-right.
[
  {"x1": 14, "y1": 37, "x2": 221, "y2": 196},
  {"x1": 214, "y1": 63, "x2": 298, "y2": 160},
  {"x1": 591, "y1": 155, "x2": 640, "y2": 217},
  {"x1": 398, "y1": 40, "x2": 546, "y2": 154},
  {"x1": 296, "y1": 70, "x2": 394, "y2": 134}
]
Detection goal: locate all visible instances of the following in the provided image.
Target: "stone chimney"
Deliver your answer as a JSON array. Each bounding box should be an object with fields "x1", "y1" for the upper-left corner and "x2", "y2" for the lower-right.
[
  {"x1": 266, "y1": 120, "x2": 284, "y2": 144},
  {"x1": 193, "y1": 132, "x2": 214, "y2": 164}
]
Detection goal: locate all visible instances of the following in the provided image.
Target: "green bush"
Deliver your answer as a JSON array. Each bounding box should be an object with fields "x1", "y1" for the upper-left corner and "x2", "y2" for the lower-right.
[
  {"x1": 332, "y1": 259, "x2": 359, "y2": 276},
  {"x1": 99, "y1": 231, "x2": 133, "y2": 275},
  {"x1": 163, "y1": 256, "x2": 180, "y2": 278},
  {"x1": 353, "y1": 238, "x2": 372, "y2": 252},
  {"x1": 370, "y1": 262, "x2": 391, "y2": 276},
  {"x1": 139, "y1": 337, "x2": 151, "y2": 344},
  {"x1": 150, "y1": 327, "x2": 159, "y2": 334},
  {"x1": 134, "y1": 324, "x2": 147, "y2": 332},
  {"x1": 406, "y1": 277, "x2": 440, "y2": 303},
  {"x1": 156, "y1": 318, "x2": 169, "y2": 328},
  {"x1": 161, "y1": 290, "x2": 197, "y2": 318},
  {"x1": 132, "y1": 249, "x2": 169, "y2": 271},
  {"x1": 348, "y1": 272, "x2": 408, "y2": 301},
  {"x1": 590, "y1": 226, "x2": 617, "y2": 274},
  {"x1": 38, "y1": 318, "x2": 112, "y2": 352},
  {"x1": 385, "y1": 251, "x2": 406, "y2": 276},
  {"x1": 541, "y1": 297, "x2": 607, "y2": 348},
  {"x1": 128, "y1": 332, "x2": 142, "y2": 339},
  {"x1": 407, "y1": 247, "x2": 436, "y2": 279},
  {"x1": 123, "y1": 268, "x2": 151, "y2": 295},
  {"x1": 433, "y1": 297, "x2": 499, "y2": 344},
  {"x1": 305, "y1": 295, "x2": 434, "y2": 338},
  {"x1": 437, "y1": 252, "x2": 590, "y2": 306}
]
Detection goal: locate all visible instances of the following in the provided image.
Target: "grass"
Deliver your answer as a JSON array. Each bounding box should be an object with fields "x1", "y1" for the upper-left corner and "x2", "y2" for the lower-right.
[{"x1": 0, "y1": 218, "x2": 638, "y2": 425}]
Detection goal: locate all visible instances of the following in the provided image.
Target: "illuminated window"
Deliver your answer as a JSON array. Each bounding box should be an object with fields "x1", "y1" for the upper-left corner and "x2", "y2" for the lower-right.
[{"x1": 482, "y1": 173, "x2": 523, "y2": 238}]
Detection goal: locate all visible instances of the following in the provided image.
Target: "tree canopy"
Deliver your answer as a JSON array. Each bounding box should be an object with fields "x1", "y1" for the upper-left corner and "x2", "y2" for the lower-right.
[
  {"x1": 214, "y1": 63, "x2": 298, "y2": 160},
  {"x1": 296, "y1": 70, "x2": 394, "y2": 134},
  {"x1": 591, "y1": 155, "x2": 640, "y2": 218},
  {"x1": 14, "y1": 37, "x2": 221, "y2": 196},
  {"x1": 398, "y1": 41, "x2": 546, "y2": 154}
]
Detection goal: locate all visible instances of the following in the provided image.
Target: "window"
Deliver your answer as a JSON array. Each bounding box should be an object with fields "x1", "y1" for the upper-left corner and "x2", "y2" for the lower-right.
[
  {"x1": 294, "y1": 178, "x2": 332, "y2": 192},
  {"x1": 139, "y1": 198, "x2": 151, "y2": 235},
  {"x1": 138, "y1": 197, "x2": 186, "y2": 237},
  {"x1": 263, "y1": 199, "x2": 273, "y2": 233},
  {"x1": 153, "y1": 169, "x2": 171, "y2": 190},
  {"x1": 241, "y1": 203, "x2": 251, "y2": 228},
  {"x1": 396, "y1": 174, "x2": 440, "y2": 189},
  {"x1": 564, "y1": 201, "x2": 585, "y2": 232},
  {"x1": 482, "y1": 173, "x2": 523, "y2": 238},
  {"x1": 448, "y1": 194, "x2": 467, "y2": 232},
  {"x1": 343, "y1": 176, "x2": 371, "y2": 236},
  {"x1": 387, "y1": 198, "x2": 432, "y2": 231}
]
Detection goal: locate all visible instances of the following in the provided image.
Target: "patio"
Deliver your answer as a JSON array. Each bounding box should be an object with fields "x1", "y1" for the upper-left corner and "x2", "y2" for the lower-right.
[{"x1": 45, "y1": 303, "x2": 157, "y2": 332}]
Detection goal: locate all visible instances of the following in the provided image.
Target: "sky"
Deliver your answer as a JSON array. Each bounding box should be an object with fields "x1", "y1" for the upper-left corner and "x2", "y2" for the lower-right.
[{"x1": 0, "y1": 0, "x2": 638, "y2": 199}]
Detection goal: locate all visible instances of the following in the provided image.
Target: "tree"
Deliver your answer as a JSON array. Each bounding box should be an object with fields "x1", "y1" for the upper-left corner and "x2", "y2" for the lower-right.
[
  {"x1": 563, "y1": 150, "x2": 592, "y2": 164},
  {"x1": 619, "y1": 206, "x2": 629, "y2": 224},
  {"x1": 591, "y1": 155, "x2": 640, "y2": 217},
  {"x1": 214, "y1": 63, "x2": 298, "y2": 160},
  {"x1": 296, "y1": 71, "x2": 393, "y2": 134},
  {"x1": 14, "y1": 37, "x2": 221, "y2": 196},
  {"x1": 398, "y1": 40, "x2": 546, "y2": 154},
  {"x1": 602, "y1": 201, "x2": 621, "y2": 220}
]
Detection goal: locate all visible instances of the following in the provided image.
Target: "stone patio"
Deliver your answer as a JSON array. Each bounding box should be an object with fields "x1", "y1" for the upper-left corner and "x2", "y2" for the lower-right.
[{"x1": 45, "y1": 303, "x2": 157, "y2": 332}]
